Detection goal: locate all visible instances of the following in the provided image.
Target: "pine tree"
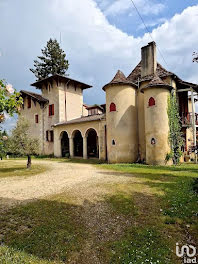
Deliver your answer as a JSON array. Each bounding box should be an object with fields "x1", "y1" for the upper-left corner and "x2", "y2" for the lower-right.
[{"x1": 30, "y1": 38, "x2": 69, "y2": 81}]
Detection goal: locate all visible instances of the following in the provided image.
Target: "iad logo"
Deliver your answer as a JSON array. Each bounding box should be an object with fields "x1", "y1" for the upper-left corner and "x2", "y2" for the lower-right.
[{"x1": 176, "y1": 243, "x2": 197, "y2": 263}]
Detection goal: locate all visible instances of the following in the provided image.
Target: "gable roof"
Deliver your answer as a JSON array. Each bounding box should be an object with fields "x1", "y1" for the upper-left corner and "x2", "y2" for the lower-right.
[
  {"x1": 31, "y1": 74, "x2": 92, "y2": 90},
  {"x1": 102, "y1": 70, "x2": 136, "y2": 90},
  {"x1": 21, "y1": 90, "x2": 49, "y2": 104}
]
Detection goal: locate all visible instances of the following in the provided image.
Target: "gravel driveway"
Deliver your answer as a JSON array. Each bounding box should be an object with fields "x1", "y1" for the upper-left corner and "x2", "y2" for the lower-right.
[{"x1": 0, "y1": 160, "x2": 135, "y2": 208}]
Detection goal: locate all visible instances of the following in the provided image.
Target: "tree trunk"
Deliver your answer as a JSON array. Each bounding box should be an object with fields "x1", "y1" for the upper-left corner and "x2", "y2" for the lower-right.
[{"x1": 27, "y1": 155, "x2": 31, "y2": 168}]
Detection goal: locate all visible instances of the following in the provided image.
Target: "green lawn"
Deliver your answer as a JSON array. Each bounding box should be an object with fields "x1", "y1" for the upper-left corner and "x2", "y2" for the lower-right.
[
  {"x1": 99, "y1": 163, "x2": 198, "y2": 263},
  {"x1": 0, "y1": 161, "x2": 197, "y2": 263},
  {"x1": 0, "y1": 160, "x2": 48, "y2": 178}
]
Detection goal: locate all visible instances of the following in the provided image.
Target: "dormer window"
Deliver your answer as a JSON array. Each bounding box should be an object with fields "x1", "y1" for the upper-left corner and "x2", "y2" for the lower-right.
[{"x1": 88, "y1": 108, "x2": 98, "y2": 116}]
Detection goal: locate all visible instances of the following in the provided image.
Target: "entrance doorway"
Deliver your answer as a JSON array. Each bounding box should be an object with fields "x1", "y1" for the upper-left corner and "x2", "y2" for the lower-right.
[
  {"x1": 61, "y1": 131, "x2": 70, "y2": 157},
  {"x1": 73, "y1": 130, "x2": 83, "y2": 157},
  {"x1": 87, "y1": 129, "x2": 99, "y2": 158}
]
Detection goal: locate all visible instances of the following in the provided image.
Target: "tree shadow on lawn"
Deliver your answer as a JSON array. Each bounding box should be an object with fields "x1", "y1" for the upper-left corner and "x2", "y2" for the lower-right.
[{"x1": 0, "y1": 191, "x2": 181, "y2": 264}]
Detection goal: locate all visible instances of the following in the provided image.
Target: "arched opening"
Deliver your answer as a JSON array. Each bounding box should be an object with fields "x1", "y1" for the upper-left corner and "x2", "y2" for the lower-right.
[
  {"x1": 73, "y1": 130, "x2": 83, "y2": 157},
  {"x1": 87, "y1": 129, "x2": 99, "y2": 158},
  {"x1": 61, "y1": 131, "x2": 70, "y2": 157},
  {"x1": 148, "y1": 97, "x2": 155, "y2": 107}
]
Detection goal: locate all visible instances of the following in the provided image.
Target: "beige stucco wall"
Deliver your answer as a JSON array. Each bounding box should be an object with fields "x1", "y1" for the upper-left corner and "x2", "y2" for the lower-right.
[
  {"x1": 54, "y1": 119, "x2": 106, "y2": 160},
  {"x1": 105, "y1": 84, "x2": 138, "y2": 163},
  {"x1": 20, "y1": 97, "x2": 42, "y2": 153},
  {"x1": 143, "y1": 87, "x2": 171, "y2": 165},
  {"x1": 65, "y1": 84, "x2": 83, "y2": 121},
  {"x1": 137, "y1": 90, "x2": 146, "y2": 161}
]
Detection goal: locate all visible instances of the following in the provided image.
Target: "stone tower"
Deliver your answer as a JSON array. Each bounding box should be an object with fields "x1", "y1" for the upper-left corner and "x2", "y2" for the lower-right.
[
  {"x1": 140, "y1": 42, "x2": 173, "y2": 165},
  {"x1": 103, "y1": 70, "x2": 138, "y2": 163}
]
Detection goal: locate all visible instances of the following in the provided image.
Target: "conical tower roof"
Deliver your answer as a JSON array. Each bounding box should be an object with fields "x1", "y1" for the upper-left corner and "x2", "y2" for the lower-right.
[
  {"x1": 141, "y1": 74, "x2": 173, "y2": 92},
  {"x1": 110, "y1": 70, "x2": 127, "y2": 83},
  {"x1": 102, "y1": 70, "x2": 136, "y2": 91}
]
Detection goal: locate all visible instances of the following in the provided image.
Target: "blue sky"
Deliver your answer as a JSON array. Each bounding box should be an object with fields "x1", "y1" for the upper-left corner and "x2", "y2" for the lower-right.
[
  {"x1": 96, "y1": 0, "x2": 198, "y2": 36},
  {"x1": 1, "y1": 0, "x2": 198, "y2": 130}
]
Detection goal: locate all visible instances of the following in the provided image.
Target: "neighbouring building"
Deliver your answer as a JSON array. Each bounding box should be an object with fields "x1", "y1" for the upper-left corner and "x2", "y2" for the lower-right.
[{"x1": 20, "y1": 42, "x2": 198, "y2": 164}]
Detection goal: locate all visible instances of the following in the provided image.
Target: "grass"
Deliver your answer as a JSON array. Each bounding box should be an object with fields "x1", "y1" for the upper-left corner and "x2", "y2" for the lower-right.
[
  {"x1": 0, "y1": 159, "x2": 197, "y2": 263},
  {"x1": 0, "y1": 199, "x2": 86, "y2": 264},
  {"x1": 98, "y1": 163, "x2": 198, "y2": 263},
  {"x1": 0, "y1": 160, "x2": 48, "y2": 178}
]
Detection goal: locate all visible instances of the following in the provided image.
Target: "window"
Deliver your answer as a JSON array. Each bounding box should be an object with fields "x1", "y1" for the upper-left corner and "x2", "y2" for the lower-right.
[
  {"x1": 27, "y1": 97, "x2": 31, "y2": 108},
  {"x1": 46, "y1": 130, "x2": 54, "y2": 142},
  {"x1": 49, "y1": 104, "x2": 54, "y2": 116},
  {"x1": 110, "y1": 103, "x2": 116, "y2": 112},
  {"x1": 35, "y1": 114, "x2": 39, "y2": 123},
  {"x1": 88, "y1": 108, "x2": 98, "y2": 116},
  {"x1": 46, "y1": 131, "x2": 49, "y2": 142},
  {"x1": 148, "y1": 97, "x2": 155, "y2": 107},
  {"x1": 50, "y1": 131, "x2": 54, "y2": 142}
]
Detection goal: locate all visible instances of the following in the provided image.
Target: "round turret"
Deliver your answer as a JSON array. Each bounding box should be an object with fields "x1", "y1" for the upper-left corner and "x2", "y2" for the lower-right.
[
  {"x1": 103, "y1": 70, "x2": 138, "y2": 163},
  {"x1": 140, "y1": 75, "x2": 173, "y2": 165}
]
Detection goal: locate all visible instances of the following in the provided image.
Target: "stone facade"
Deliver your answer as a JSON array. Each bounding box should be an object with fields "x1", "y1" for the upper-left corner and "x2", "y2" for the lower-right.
[{"x1": 20, "y1": 42, "x2": 198, "y2": 164}]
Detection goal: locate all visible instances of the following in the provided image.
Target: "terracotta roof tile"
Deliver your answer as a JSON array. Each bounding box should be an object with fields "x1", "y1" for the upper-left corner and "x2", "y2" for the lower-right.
[
  {"x1": 110, "y1": 70, "x2": 127, "y2": 83},
  {"x1": 21, "y1": 90, "x2": 49, "y2": 104},
  {"x1": 102, "y1": 70, "x2": 136, "y2": 90},
  {"x1": 53, "y1": 114, "x2": 105, "y2": 126},
  {"x1": 127, "y1": 62, "x2": 173, "y2": 84},
  {"x1": 142, "y1": 74, "x2": 172, "y2": 91}
]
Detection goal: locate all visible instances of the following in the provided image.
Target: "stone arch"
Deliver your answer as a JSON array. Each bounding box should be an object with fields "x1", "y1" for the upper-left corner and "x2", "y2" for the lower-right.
[
  {"x1": 72, "y1": 130, "x2": 83, "y2": 157},
  {"x1": 60, "y1": 131, "x2": 70, "y2": 157},
  {"x1": 85, "y1": 128, "x2": 99, "y2": 158}
]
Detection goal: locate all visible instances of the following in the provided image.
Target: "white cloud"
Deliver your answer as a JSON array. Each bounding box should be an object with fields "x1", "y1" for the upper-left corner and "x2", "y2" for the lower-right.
[
  {"x1": 1, "y1": 0, "x2": 198, "y2": 133},
  {"x1": 49, "y1": 1, "x2": 198, "y2": 87},
  {"x1": 97, "y1": 0, "x2": 165, "y2": 16}
]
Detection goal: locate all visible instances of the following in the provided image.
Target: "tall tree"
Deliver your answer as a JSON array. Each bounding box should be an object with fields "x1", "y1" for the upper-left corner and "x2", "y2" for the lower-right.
[
  {"x1": 30, "y1": 38, "x2": 69, "y2": 81},
  {"x1": 0, "y1": 80, "x2": 23, "y2": 124},
  {"x1": 8, "y1": 118, "x2": 40, "y2": 168}
]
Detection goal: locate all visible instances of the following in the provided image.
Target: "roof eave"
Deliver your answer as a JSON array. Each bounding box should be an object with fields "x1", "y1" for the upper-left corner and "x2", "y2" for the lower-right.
[
  {"x1": 140, "y1": 84, "x2": 173, "y2": 93},
  {"x1": 102, "y1": 81, "x2": 137, "y2": 91},
  {"x1": 31, "y1": 74, "x2": 92, "y2": 90}
]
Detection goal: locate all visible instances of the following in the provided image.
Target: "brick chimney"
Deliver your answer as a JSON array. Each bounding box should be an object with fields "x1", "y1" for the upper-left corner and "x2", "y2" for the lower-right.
[{"x1": 141, "y1": 41, "x2": 157, "y2": 77}]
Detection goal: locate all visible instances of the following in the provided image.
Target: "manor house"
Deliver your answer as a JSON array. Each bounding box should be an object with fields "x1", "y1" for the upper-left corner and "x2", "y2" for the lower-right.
[{"x1": 20, "y1": 42, "x2": 198, "y2": 165}]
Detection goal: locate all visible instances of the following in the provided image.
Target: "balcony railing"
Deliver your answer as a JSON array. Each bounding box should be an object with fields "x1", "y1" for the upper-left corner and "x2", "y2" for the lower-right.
[{"x1": 181, "y1": 112, "x2": 198, "y2": 126}]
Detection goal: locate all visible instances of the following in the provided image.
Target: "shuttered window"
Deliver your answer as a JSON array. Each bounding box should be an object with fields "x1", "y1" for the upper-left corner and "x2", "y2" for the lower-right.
[
  {"x1": 110, "y1": 103, "x2": 116, "y2": 112},
  {"x1": 49, "y1": 104, "x2": 54, "y2": 116}
]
